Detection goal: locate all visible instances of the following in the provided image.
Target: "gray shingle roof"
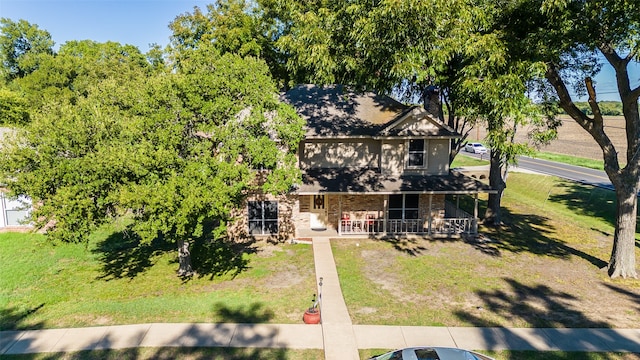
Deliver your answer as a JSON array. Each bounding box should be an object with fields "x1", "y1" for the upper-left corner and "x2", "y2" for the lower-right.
[
  {"x1": 281, "y1": 84, "x2": 459, "y2": 138},
  {"x1": 297, "y1": 167, "x2": 495, "y2": 194},
  {"x1": 281, "y1": 84, "x2": 411, "y2": 137}
]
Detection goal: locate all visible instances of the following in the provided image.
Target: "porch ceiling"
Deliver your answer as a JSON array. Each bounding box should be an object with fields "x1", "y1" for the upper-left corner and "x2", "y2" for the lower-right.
[{"x1": 297, "y1": 168, "x2": 496, "y2": 195}]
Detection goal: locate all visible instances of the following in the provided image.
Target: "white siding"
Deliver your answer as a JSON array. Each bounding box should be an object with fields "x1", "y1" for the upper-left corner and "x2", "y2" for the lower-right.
[
  {"x1": 381, "y1": 139, "x2": 405, "y2": 175},
  {"x1": 301, "y1": 139, "x2": 379, "y2": 169},
  {"x1": 427, "y1": 139, "x2": 450, "y2": 175}
]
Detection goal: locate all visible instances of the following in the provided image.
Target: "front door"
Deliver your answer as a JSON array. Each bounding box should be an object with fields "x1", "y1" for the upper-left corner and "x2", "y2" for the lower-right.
[{"x1": 310, "y1": 194, "x2": 328, "y2": 230}]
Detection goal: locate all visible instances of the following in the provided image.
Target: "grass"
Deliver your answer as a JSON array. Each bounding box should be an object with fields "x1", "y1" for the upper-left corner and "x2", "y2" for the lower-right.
[
  {"x1": 332, "y1": 172, "x2": 640, "y2": 328},
  {"x1": 451, "y1": 154, "x2": 490, "y2": 167},
  {"x1": 452, "y1": 147, "x2": 607, "y2": 170},
  {"x1": 0, "y1": 221, "x2": 317, "y2": 330},
  {"x1": 2, "y1": 173, "x2": 639, "y2": 357},
  {"x1": 532, "y1": 152, "x2": 605, "y2": 170},
  {"x1": 0, "y1": 348, "x2": 324, "y2": 360}
]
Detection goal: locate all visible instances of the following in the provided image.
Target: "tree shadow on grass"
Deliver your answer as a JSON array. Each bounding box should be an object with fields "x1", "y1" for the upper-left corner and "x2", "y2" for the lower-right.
[
  {"x1": 377, "y1": 235, "x2": 432, "y2": 256},
  {"x1": 188, "y1": 236, "x2": 255, "y2": 281},
  {"x1": 0, "y1": 304, "x2": 45, "y2": 331},
  {"x1": 10, "y1": 347, "x2": 295, "y2": 360},
  {"x1": 93, "y1": 228, "x2": 173, "y2": 281},
  {"x1": 548, "y1": 181, "x2": 640, "y2": 249},
  {"x1": 548, "y1": 181, "x2": 640, "y2": 229},
  {"x1": 93, "y1": 223, "x2": 257, "y2": 281},
  {"x1": 475, "y1": 207, "x2": 609, "y2": 269},
  {"x1": 378, "y1": 203, "x2": 609, "y2": 270},
  {"x1": 212, "y1": 302, "x2": 275, "y2": 323},
  {"x1": 454, "y1": 278, "x2": 640, "y2": 358},
  {"x1": 601, "y1": 282, "x2": 640, "y2": 315},
  {"x1": 457, "y1": 278, "x2": 610, "y2": 328}
]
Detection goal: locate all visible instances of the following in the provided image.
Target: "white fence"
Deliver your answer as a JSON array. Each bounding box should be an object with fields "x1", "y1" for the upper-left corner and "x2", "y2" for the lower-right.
[{"x1": 340, "y1": 215, "x2": 477, "y2": 236}]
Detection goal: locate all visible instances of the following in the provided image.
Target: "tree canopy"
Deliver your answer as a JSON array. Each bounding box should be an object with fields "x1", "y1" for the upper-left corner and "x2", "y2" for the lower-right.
[
  {"x1": 493, "y1": 0, "x2": 639, "y2": 278},
  {"x1": 0, "y1": 18, "x2": 54, "y2": 81},
  {"x1": 0, "y1": 18, "x2": 304, "y2": 277}
]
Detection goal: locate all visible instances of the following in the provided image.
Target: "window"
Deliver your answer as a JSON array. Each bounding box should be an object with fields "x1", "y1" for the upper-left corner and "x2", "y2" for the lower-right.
[
  {"x1": 407, "y1": 139, "x2": 426, "y2": 167},
  {"x1": 248, "y1": 201, "x2": 278, "y2": 235},
  {"x1": 1, "y1": 194, "x2": 31, "y2": 227},
  {"x1": 414, "y1": 348, "x2": 440, "y2": 360},
  {"x1": 388, "y1": 194, "x2": 419, "y2": 220}
]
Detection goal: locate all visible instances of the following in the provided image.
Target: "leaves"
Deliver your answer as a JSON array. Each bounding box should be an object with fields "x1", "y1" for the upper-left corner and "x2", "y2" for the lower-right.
[{"x1": 0, "y1": 39, "x2": 303, "y2": 249}]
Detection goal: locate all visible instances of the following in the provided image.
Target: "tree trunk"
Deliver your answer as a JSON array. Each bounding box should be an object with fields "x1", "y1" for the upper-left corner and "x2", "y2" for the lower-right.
[
  {"x1": 607, "y1": 177, "x2": 638, "y2": 279},
  {"x1": 546, "y1": 62, "x2": 639, "y2": 279},
  {"x1": 177, "y1": 239, "x2": 193, "y2": 277},
  {"x1": 484, "y1": 148, "x2": 506, "y2": 226}
]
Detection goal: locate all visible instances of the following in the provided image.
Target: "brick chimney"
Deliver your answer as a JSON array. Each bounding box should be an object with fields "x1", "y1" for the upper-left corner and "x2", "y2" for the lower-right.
[{"x1": 423, "y1": 85, "x2": 442, "y2": 120}]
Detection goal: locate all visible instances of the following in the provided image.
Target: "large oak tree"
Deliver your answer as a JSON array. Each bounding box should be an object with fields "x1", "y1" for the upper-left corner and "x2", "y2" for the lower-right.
[
  {"x1": 0, "y1": 22, "x2": 304, "y2": 276},
  {"x1": 498, "y1": 0, "x2": 639, "y2": 278}
]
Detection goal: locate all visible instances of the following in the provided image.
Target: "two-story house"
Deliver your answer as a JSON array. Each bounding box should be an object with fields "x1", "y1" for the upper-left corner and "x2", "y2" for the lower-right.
[{"x1": 233, "y1": 84, "x2": 494, "y2": 240}]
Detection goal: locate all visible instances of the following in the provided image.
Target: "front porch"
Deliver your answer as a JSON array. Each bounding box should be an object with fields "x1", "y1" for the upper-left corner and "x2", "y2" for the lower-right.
[
  {"x1": 294, "y1": 168, "x2": 493, "y2": 239},
  {"x1": 338, "y1": 200, "x2": 477, "y2": 236},
  {"x1": 295, "y1": 192, "x2": 480, "y2": 238}
]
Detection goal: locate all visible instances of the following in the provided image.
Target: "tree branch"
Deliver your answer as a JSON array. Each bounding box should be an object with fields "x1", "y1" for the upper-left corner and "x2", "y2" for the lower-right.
[
  {"x1": 585, "y1": 77, "x2": 604, "y2": 128},
  {"x1": 545, "y1": 62, "x2": 621, "y2": 175},
  {"x1": 630, "y1": 85, "x2": 640, "y2": 100},
  {"x1": 600, "y1": 42, "x2": 625, "y2": 67},
  {"x1": 544, "y1": 62, "x2": 593, "y2": 129}
]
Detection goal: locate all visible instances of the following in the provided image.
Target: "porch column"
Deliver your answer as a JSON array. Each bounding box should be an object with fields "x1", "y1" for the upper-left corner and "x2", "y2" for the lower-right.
[
  {"x1": 383, "y1": 195, "x2": 388, "y2": 234},
  {"x1": 338, "y1": 195, "x2": 342, "y2": 235},
  {"x1": 473, "y1": 193, "x2": 479, "y2": 235},
  {"x1": 427, "y1": 194, "x2": 433, "y2": 236}
]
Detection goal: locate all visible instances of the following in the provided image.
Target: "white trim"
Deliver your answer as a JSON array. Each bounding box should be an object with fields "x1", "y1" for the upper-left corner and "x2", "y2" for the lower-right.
[
  {"x1": 405, "y1": 138, "x2": 428, "y2": 169},
  {"x1": 0, "y1": 193, "x2": 6, "y2": 228}
]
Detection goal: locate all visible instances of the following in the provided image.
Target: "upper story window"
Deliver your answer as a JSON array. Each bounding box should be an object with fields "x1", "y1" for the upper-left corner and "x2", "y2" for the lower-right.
[{"x1": 407, "y1": 139, "x2": 426, "y2": 168}]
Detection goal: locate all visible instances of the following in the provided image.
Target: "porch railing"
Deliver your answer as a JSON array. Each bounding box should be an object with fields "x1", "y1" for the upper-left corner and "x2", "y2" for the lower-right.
[
  {"x1": 430, "y1": 217, "x2": 477, "y2": 235},
  {"x1": 340, "y1": 219, "x2": 384, "y2": 234},
  {"x1": 339, "y1": 217, "x2": 477, "y2": 236}
]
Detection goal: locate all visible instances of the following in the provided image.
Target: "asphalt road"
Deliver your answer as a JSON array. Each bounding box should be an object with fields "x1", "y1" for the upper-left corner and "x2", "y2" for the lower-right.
[{"x1": 462, "y1": 151, "x2": 624, "y2": 193}]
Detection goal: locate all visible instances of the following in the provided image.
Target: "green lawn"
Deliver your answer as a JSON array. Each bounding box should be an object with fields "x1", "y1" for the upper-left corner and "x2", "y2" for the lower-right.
[
  {"x1": 333, "y1": 173, "x2": 640, "y2": 328},
  {"x1": 451, "y1": 154, "x2": 490, "y2": 167},
  {"x1": 531, "y1": 152, "x2": 605, "y2": 170},
  {"x1": 0, "y1": 222, "x2": 317, "y2": 330},
  {"x1": 2, "y1": 173, "x2": 639, "y2": 335}
]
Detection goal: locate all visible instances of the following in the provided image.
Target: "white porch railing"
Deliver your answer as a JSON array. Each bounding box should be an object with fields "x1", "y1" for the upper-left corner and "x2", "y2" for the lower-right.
[
  {"x1": 386, "y1": 219, "x2": 423, "y2": 234},
  {"x1": 340, "y1": 219, "x2": 384, "y2": 234},
  {"x1": 339, "y1": 217, "x2": 477, "y2": 236},
  {"x1": 430, "y1": 217, "x2": 477, "y2": 235}
]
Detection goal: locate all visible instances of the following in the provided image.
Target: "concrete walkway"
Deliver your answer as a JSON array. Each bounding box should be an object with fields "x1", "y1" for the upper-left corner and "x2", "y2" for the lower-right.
[
  {"x1": 312, "y1": 237, "x2": 360, "y2": 359},
  {"x1": 2, "y1": 323, "x2": 639, "y2": 356},
  {"x1": 2, "y1": 237, "x2": 640, "y2": 358}
]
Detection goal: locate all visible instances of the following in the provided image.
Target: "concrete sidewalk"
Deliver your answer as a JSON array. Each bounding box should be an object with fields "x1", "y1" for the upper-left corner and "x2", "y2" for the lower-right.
[{"x1": 2, "y1": 324, "x2": 639, "y2": 355}]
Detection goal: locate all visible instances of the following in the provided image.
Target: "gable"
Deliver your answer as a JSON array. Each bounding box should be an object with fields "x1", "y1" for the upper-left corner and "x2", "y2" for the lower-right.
[{"x1": 380, "y1": 108, "x2": 460, "y2": 138}]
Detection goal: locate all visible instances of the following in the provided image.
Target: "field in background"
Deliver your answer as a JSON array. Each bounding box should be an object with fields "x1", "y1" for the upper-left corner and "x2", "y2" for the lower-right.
[{"x1": 473, "y1": 115, "x2": 628, "y2": 162}]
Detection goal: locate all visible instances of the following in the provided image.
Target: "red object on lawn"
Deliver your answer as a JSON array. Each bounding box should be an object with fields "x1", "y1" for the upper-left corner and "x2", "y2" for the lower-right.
[{"x1": 303, "y1": 308, "x2": 320, "y2": 324}]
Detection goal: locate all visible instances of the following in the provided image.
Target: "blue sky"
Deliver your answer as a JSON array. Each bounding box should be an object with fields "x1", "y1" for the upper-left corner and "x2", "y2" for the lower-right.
[
  {"x1": 1, "y1": 0, "x2": 638, "y2": 101},
  {"x1": 1, "y1": 0, "x2": 208, "y2": 51}
]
